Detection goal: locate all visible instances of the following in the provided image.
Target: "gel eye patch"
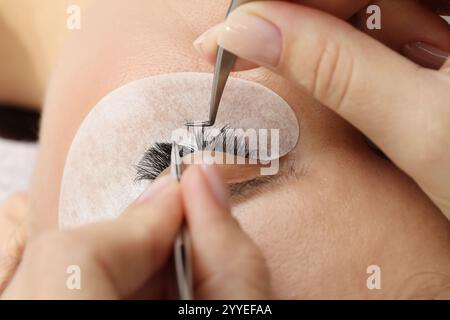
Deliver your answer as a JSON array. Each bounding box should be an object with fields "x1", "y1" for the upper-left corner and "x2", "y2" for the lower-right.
[{"x1": 59, "y1": 72, "x2": 299, "y2": 228}]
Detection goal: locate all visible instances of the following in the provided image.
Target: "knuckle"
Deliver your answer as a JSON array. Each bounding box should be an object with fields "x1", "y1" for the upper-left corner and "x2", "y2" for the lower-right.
[{"x1": 311, "y1": 40, "x2": 355, "y2": 111}]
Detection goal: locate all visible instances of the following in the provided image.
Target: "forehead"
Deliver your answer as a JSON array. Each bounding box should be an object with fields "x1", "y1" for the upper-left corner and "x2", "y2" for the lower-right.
[{"x1": 59, "y1": 72, "x2": 298, "y2": 228}]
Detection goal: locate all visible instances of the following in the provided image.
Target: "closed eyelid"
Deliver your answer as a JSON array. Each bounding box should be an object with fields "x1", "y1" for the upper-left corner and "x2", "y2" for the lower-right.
[
  {"x1": 153, "y1": 155, "x2": 266, "y2": 185},
  {"x1": 153, "y1": 153, "x2": 294, "y2": 200},
  {"x1": 148, "y1": 148, "x2": 296, "y2": 193},
  {"x1": 228, "y1": 155, "x2": 299, "y2": 199}
]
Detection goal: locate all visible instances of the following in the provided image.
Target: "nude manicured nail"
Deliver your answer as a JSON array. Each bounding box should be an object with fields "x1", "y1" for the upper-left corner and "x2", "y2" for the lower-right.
[
  {"x1": 217, "y1": 11, "x2": 282, "y2": 67},
  {"x1": 137, "y1": 175, "x2": 176, "y2": 203},
  {"x1": 193, "y1": 24, "x2": 221, "y2": 58},
  {"x1": 193, "y1": 28, "x2": 213, "y2": 54},
  {"x1": 402, "y1": 42, "x2": 449, "y2": 70},
  {"x1": 201, "y1": 164, "x2": 229, "y2": 210}
]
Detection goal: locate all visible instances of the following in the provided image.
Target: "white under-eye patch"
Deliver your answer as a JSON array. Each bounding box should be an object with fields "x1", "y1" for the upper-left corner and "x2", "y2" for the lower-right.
[{"x1": 59, "y1": 72, "x2": 299, "y2": 228}]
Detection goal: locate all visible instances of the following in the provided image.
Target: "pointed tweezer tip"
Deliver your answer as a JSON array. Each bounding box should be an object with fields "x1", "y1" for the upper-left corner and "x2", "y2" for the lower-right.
[
  {"x1": 171, "y1": 141, "x2": 182, "y2": 181},
  {"x1": 185, "y1": 120, "x2": 213, "y2": 127}
]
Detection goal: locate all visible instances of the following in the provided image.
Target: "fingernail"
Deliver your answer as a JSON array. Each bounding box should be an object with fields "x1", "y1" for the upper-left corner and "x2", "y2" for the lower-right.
[
  {"x1": 193, "y1": 27, "x2": 215, "y2": 56},
  {"x1": 201, "y1": 164, "x2": 229, "y2": 210},
  {"x1": 137, "y1": 175, "x2": 176, "y2": 203},
  {"x1": 402, "y1": 42, "x2": 449, "y2": 70},
  {"x1": 192, "y1": 30, "x2": 210, "y2": 55},
  {"x1": 217, "y1": 11, "x2": 281, "y2": 67}
]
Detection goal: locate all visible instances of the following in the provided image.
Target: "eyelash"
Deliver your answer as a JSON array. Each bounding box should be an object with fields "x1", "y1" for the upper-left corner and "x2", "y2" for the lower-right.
[{"x1": 135, "y1": 126, "x2": 252, "y2": 182}]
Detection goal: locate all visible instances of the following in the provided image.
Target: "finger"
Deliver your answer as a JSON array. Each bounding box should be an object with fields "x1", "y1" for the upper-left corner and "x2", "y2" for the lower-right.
[
  {"x1": 194, "y1": 1, "x2": 450, "y2": 71},
  {"x1": 68, "y1": 175, "x2": 183, "y2": 298},
  {"x1": 193, "y1": 24, "x2": 259, "y2": 71},
  {"x1": 202, "y1": 2, "x2": 450, "y2": 213},
  {"x1": 193, "y1": 0, "x2": 372, "y2": 71},
  {"x1": 354, "y1": 0, "x2": 450, "y2": 69},
  {"x1": 181, "y1": 165, "x2": 271, "y2": 299}
]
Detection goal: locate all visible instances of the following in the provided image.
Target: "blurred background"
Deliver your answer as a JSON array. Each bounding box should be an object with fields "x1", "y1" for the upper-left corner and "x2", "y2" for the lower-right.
[
  {"x1": 0, "y1": 0, "x2": 75, "y2": 204},
  {"x1": 0, "y1": 107, "x2": 38, "y2": 203}
]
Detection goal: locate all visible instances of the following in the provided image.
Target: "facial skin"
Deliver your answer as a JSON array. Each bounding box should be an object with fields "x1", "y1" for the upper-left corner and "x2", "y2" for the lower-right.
[{"x1": 25, "y1": 0, "x2": 450, "y2": 298}]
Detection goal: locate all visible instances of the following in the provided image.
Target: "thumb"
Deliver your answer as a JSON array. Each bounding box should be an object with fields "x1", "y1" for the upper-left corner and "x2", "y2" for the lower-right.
[
  {"x1": 195, "y1": 1, "x2": 450, "y2": 217},
  {"x1": 181, "y1": 165, "x2": 272, "y2": 299}
]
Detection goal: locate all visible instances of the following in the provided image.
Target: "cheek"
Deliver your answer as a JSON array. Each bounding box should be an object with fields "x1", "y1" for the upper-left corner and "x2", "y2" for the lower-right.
[
  {"x1": 232, "y1": 181, "x2": 311, "y2": 299},
  {"x1": 232, "y1": 147, "x2": 442, "y2": 299}
]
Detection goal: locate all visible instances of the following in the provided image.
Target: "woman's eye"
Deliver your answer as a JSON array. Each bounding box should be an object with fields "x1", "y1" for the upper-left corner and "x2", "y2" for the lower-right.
[{"x1": 135, "y1": 126, "x2": 254, "y2": 182}]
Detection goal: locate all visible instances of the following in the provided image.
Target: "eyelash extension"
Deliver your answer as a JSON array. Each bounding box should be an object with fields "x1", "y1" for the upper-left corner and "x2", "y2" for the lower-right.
[{"x1": 135, "y1": 125, "x2": 252, "y2": 182}]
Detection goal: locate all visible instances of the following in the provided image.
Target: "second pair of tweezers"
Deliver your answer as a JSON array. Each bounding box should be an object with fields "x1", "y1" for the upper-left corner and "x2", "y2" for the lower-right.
[{"x1": 171, "y1": 141, "x2": 193, "y2": 300}]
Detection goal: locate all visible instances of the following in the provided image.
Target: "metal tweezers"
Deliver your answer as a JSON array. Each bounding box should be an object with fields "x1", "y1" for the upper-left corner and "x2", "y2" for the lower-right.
[
  {"x1": 171, "y1": 141, "x2": 193, "y2": 300},
  {"x1": 187, "y1": 0, "x2": 258, "y2": 127},
  {"x1": 176, "y1": 0, "x2": 262, "y2": 299}
]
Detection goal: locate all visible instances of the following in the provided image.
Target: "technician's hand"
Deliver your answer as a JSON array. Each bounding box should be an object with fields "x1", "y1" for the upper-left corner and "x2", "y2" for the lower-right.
[
  {"x1": 194, "y1": 1, "x2": 450, "y2": 220},
  {"x1": 1, "y1": 166, "x2": 271, "y2": 299},
  {"x1": 195, "y1": 1, "x2": 450, "y2": 70}
]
